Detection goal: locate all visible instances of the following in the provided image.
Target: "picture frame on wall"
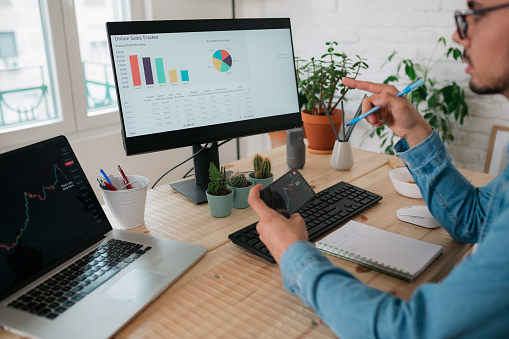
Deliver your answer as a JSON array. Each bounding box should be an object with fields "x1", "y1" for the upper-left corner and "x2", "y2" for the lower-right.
[{"x1": 485, "y1": 125, "x2": 509, "y2": 175}]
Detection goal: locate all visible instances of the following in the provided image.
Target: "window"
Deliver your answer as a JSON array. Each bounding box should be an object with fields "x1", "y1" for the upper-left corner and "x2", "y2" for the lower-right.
[
  {"x1": 0, "y1": 32, "x2": 18, "y2": 59},
  {"x1": 0, "y1": 1, "x2": 131, "y2": 146},
  {"x1": 0, "y1": 2, "x2": 59, "y2": 133}
]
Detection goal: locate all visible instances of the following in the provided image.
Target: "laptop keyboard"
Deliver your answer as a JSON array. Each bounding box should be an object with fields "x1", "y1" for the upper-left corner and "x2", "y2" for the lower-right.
[
  {"x1": 7, "y1": 239, "x2": 151, "y2": 320},
  {"x1": 229, "y1": 181, "x2": 382, "y2": 262}
]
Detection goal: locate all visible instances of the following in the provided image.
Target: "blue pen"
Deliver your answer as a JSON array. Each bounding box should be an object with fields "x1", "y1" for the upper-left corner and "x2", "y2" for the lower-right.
[
  {"x1": 99, "y1": 169, "x2": 113, "y2": 185},
  {"x1": 346, "y1": 78, "x2": 425, "y2": 127}
]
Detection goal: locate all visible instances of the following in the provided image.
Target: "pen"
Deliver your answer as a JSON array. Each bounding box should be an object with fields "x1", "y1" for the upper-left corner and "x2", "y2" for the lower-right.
[
  {"x1": 346, "y1": 78, "x2": 425, "y2": 127},
  {"x1": 320, "y1": 97, "x2": 342, "y2": 143},
  {"x1": 99, "y1": 169, "x2": 113, "y2": 185},
  {"x1": 344, "y1": 94, "x2": 367, "y2": 142},
  {"x1": 96, "y1": 177, "x2": 107, "y2": 190},
  {"x1": 117, "y1": 165, "x2": 132, "y2": 189},
  {"x1": 104, "y1": 182, "x2": 118, "y2": 191},
  {"x1": 340, "y1": 100, "x2": 345, "y2": 141}
]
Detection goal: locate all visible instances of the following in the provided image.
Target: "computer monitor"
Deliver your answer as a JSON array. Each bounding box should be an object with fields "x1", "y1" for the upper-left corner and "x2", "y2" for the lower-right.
[{"x1": 106, "y1": 18, "x2": 301, "y2": 203}]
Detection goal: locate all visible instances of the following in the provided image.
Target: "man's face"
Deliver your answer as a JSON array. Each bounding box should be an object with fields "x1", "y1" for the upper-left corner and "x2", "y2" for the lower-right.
[{"x1": 453, "y1": 0, "x2": 509, "y2": 97}]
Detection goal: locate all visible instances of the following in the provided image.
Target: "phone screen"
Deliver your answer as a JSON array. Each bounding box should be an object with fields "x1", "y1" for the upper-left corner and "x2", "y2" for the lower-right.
[{"x1": 260, "y1": 170, "x2": 315, "y2": 218}]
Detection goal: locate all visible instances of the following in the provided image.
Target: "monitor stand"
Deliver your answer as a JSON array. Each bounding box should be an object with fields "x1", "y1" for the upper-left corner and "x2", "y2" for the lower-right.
[{"x1": 170, "y1": 142, "x2": 219, "y2": 204}]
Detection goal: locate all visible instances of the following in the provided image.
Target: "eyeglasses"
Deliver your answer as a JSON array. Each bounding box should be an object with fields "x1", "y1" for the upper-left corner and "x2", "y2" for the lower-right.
[{"x1": 455, "y1": 3, "x2": 509, "y2": 39}]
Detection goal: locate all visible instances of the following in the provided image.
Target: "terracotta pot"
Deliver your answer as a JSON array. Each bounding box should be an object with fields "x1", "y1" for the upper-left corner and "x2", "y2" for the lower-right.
[{"x1": 301, "y1": 109, "x2": 342, "y2": 153}]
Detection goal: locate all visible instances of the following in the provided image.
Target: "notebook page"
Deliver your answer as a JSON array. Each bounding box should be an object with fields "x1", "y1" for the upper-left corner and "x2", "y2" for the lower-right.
[{"x1": 317, "y1": 221, "x2": 443, "y2": 275}]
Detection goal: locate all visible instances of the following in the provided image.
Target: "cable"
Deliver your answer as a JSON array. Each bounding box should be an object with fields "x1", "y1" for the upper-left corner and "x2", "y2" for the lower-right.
[
  {"x1": 151, "y1": 143, "x2": 208, "y2": 189},
  {"x1": 218, "y1": 139, "x2": 231, "y2": 147},
  {"x1": 151, "y1": 139, "x2": 233, "y2": 189},
  {"x1": 182, "y1": 167, "x2": 194, "y2": 179},
  {"x1": 180, "y1": 140, "x2": 233, "y2": 179}
]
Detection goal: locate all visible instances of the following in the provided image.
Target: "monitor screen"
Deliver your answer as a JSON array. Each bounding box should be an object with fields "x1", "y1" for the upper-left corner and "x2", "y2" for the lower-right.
[
  {"x1": 106, "y1": 18, "x2": 301, "y2": 203},
  {"x1": 107, "y1": 18, "x2": 301, "y2": 155}
]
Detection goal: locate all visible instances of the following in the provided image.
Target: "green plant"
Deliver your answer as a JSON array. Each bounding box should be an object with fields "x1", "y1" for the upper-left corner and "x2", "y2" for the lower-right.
[
  {"x1": 296, "y1": 42, "x2": 368, "y2": 115},
  {"x1": 252, "y1": 154, "x2": 271, "y2": 179},
  {"x1": 228, "y1": 172, "x2": 250, "y2": 188},
  {"x1": 370, "y1": 37, "x2": 468, "y2": 154},
  {"x1": 208, "y1": 162, "x2": 229, "y2": 196}
]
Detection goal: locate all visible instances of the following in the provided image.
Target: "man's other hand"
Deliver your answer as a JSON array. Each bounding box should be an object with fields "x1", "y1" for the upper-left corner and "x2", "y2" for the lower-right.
[{"x1": 248, "y1": 183, "x2": 308, "y2": 264}]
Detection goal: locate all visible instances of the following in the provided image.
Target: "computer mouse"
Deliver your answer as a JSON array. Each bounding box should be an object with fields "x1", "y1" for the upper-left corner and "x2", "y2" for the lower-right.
[{"x1": 396, "y1": 206, "x2": 441, "y2": 228}]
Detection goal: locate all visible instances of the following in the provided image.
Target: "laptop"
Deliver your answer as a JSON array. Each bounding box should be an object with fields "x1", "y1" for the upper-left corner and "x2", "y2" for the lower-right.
[{"x1": 0, "y1": 136, "x2": 206, "y2": 339}]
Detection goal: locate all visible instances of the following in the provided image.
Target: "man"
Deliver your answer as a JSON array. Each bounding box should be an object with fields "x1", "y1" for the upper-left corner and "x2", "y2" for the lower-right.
[{"x1": 248, "y1": 1, "x2": 509, "y2": 337}]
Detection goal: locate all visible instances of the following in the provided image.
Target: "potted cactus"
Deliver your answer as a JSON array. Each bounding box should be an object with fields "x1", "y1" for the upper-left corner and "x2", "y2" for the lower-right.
[
  {"x1": 227, "y1": 172, "x2": 253, "y2": 209},
  {"x1": 206, "y1": 162, "x2": 233, "y2": 218},
  {"x1": 248, "y1": 154, "x2": 273, "y2": 188}
]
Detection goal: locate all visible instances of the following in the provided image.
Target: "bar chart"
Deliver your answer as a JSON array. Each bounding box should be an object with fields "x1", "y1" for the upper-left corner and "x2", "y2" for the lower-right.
[{"x1": 128, "y1": 55, "x2": 190, "y2": 86}]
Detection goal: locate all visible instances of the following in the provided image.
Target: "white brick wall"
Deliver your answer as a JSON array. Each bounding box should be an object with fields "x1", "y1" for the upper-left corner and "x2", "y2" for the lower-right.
[{"x1": 237, "y1": 0, "x2": 509, "y2": 172}]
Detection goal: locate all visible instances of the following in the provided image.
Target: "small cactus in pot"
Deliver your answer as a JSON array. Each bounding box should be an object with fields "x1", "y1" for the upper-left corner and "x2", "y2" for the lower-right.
[
  {"x1": 249, "y1": 154, "x2": 274, "y2": 188},
  {"x1": 252, "y1": 154, "x2": 272, "y2": 179},
  {"x1": 206, "y1": 162, "x2": 233, "y2": 217},
  {"x1": 227, "y1": 172, "x2": 253, "y2": 209},
  {"x1": 228, "y1": 172, "x2": 251, "y2": 188},
  {"x1": 207, "y1": 162, "x2": 229, "y2": 196}
]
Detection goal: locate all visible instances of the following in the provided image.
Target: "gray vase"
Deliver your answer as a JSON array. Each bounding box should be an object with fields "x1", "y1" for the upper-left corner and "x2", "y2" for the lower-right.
[
  {"x1": 206, "y1": 189, "x2": 233, "y2": 218},
  {"x1": 248, "y1": 173, "x2": 274, "y2": 188},
  {"x1": 228, "y1": 180, "x2": 253, "y2": 209}
]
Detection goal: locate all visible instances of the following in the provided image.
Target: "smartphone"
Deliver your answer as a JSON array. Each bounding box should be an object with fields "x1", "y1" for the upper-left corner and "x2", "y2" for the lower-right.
[{"x1": 260, "y1": 169, "x2": 315, "y2": 218}]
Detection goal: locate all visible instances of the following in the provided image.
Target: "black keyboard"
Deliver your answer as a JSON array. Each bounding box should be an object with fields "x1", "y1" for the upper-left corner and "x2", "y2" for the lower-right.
[
  {"x1": 229, "y1": 181, "x2": 382, "y2": 262},
  {"x1": 7, "y1": 239, "x2": 152, "y2": 320}
]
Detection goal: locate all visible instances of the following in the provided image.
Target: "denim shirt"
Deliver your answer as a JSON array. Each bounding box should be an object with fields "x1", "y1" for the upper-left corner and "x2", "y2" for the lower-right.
[{"x1": 280, "y1": 130, "x2": 509, "y2": 338}]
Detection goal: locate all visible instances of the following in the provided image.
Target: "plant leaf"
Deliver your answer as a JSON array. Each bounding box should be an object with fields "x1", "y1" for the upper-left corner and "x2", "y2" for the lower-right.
[
  {"x1": 383, "y1": 75, "x2": 398, "y2": 84},
  {"x1": 453, "y1": 48, "x2": 463, "y2": 61},
  {"x1": 404, "y1": 60, "x2": 417, "y2": 80}
]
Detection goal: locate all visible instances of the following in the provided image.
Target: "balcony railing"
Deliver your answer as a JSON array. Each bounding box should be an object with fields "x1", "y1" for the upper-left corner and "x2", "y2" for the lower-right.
[
  {"x1": 0, "y1": 62, "x2": 117, "y2": 128},
  {"x1": 0, "y1": 65, "x2": 52, "y2": 128},
  {"x1": 82, "y1": 61, "x2": 117, "y2": 111}
]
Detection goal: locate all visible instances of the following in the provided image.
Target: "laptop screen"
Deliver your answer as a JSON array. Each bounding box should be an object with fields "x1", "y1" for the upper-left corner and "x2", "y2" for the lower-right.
[{"x1": 0, "y1": 136, "x2": 111, "y2": 300}]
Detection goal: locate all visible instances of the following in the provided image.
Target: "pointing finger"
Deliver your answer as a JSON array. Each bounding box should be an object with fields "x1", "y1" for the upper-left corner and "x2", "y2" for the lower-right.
[{"x1": 343, "y1": 78, "x2": 398, "y2": 95}]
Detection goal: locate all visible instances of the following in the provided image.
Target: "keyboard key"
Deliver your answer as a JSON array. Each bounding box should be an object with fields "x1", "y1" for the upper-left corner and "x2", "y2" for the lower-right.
[
  {"x1": 38, "y1": 308, "x2": 51, "y2": 317},
  {"x1": 49, "y1": 302, "x2": 60, "y2": 309},
  {"x1": 55, "y1": 306, "x2": 68, "y2": 313},
  {"x1": 116, "y1": 262, "x2": 128, "y2": 269},
  {"x1": 63, "y1": 301, "x2": 75, "y2": 308},
  {"x1": 247, "y1": 238, "x2": 259, "y2": 246},
  {"x1": 254, "y1": 242, "x2": 265, "y2": 250},
  {"x1": 71, "y1": 294, "x2": 85, "y2": 302},
  {"x1": 46, "y1": 313, "x2": 59, "y2": 320}
]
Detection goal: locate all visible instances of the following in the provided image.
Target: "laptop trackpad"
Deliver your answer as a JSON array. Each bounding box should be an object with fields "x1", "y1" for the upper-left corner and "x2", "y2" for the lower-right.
[{"x1": 102, "y1": 268, "x2": 167, "y2": 302}]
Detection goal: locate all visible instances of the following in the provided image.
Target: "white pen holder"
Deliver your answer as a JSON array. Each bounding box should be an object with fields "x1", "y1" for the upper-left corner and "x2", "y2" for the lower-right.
[{"x1": 330, "y1": 140, "x2": 354, "y2": 171}]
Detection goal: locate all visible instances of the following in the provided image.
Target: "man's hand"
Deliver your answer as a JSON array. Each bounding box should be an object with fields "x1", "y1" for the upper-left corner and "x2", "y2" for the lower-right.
[
  {"x1": 248, "y1": 184, "x2": 308, "y2": 264},
  {"x1": 342, "y1": 78, "x2": 433, "y2": 148}
]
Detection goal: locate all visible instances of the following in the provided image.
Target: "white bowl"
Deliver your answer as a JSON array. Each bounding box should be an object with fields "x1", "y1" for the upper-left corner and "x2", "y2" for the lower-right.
[{"x1": 389, "y1": 167, "x2": 422, "y2": 199}]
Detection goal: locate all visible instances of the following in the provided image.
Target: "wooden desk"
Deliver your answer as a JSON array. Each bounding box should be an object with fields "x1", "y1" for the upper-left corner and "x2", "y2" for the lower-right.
[{"x1": 0, "y1": 147, "x2": 494, "y2": 339}]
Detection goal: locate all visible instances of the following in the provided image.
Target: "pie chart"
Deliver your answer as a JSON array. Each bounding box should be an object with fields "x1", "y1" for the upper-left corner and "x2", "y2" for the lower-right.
[{"x1": 212, "y1": 49, "x2": 232, "y2": 72}]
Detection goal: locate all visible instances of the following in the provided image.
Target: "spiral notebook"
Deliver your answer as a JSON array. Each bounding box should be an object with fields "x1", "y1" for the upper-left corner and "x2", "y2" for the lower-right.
[{"x1": 316, "y1": 221, "x2": 443, "y2": 282}]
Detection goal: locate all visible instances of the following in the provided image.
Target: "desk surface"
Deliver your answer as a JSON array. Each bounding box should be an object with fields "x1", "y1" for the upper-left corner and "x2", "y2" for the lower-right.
[{"x1": 0, "y1": 146, "x2": 494, "y2": 339}]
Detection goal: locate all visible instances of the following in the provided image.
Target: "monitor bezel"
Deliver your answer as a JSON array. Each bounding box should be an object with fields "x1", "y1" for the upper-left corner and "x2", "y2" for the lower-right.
[{"x1": 106, "y1": 18, "x2": 302, "y2": 156}]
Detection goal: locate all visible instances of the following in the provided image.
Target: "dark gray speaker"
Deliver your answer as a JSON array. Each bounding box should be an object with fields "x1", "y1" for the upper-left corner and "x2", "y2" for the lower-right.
[{"x1": 287, "y1": 128, "x2": 305, "y2": 169}]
